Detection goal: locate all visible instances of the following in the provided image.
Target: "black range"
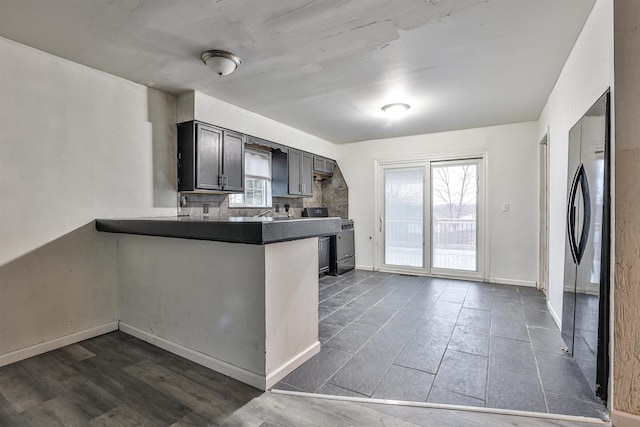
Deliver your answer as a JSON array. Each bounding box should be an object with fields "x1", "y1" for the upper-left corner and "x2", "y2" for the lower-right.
[{"x1": 302, "y1": 207, "x2": 355, "y2": 275}]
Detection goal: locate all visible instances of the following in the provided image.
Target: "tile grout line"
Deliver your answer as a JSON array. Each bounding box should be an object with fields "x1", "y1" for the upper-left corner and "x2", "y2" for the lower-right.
[
  {"x1": 320, "y1": 276, "x2": 430, "y2": 397},
  {"x1": 312, "y1": 275, "x2": 407, "y2": 394},
  {"x1": 319, "y1": 277, "x2": 423, "y2": 396},
  {"x1": 365, "y1": 278, "x2": 433, "y2": 398},
  {"x1": 523, "y1": 287, "x2": 551, "y2": 414},
  {"x1": 484, "y1": 308, "x2": 493, "y2": 408},
  {"x1": 319, "y1": 274, "x2": 388, "y2": 339},
  {"x1": 318, "y1": 274, "x2": 389, "y2": 321},
  {"x1": 418, "y1": 280, "x2": 467, "y2": 404}
]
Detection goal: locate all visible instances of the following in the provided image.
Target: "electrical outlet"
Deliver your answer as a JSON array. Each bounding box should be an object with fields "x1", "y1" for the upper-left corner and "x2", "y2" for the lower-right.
[
  {"x1": 203, "y1": 204, "x2": 210, "y2": 215},
  {"x1": 502, "y1": 203, "x2": 510, "y2": 212}
]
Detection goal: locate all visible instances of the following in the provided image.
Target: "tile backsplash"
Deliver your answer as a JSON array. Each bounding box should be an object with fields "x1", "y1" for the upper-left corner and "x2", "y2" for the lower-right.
[{"x1": 178, "y1": 163, "x2": 349, "y2": 219}]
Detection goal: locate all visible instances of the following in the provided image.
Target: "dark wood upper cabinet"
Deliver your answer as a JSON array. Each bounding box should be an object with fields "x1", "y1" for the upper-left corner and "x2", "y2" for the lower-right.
[
  {"x1": 179, "y1": 121, "x2": 332, "y2": 198},
  {"x1": 288, "y1": 149, "x2": 313, "y2": 197},
  {"x1": 177, "y1": 121, "x2": 244, "y2": 193},
  {"x1": 221, "y1": 130, "x2": 244, "y2": 192},
  {"x1": 301, "y1": 152, "x2": 313, "y2": 196}
]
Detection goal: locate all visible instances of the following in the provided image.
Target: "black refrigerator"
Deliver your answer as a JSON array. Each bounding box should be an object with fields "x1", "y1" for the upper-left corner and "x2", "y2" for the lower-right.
[{"x1": 561, "y1": 90, "x2": 610, "y2": 402}]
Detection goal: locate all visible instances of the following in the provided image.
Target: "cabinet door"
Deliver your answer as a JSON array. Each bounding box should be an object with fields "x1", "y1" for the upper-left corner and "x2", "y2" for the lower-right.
[
  {"x1": 301, "y1": 152, "x2": 314, "y2": 196},
  {"x1": 326, "y1": 159, "x2": 334, "y2": 174},
  {"x1": 288, "y1": 149, "x2": 302, "y2": 195},
  {"x1": 313, "y1": 156, "x2": 325, "y2": 173},
  {"x1": 196, "y1": 124, "x2": 222, "y2": 190},
  {"x1": 222, "y1": 130, "x2": 244, "y2": 192}
]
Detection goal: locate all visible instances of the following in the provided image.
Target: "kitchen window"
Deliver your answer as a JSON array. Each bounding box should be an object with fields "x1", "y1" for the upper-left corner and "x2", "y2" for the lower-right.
[{"x1": 229, "y1": 149, "x2": 272, "y2": 207}]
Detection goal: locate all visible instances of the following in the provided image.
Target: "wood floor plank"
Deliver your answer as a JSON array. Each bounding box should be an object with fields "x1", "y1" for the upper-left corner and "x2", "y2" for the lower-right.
[
  {"x1": 19, "y1": 397, "x2": 90, "y2": 427},
  {"x1": 168, "y1": 411, "x2": 215, "y2": 427},
  {"x1": 51, "y1": 343, "x2": 96, "y2": 363},
  {"x1": 0, "y1": 366, "x2": 47, "y2": 413},
  {"x1": 0, "y1": 395, "x2": 27, "y2": 427},
  {"x1": 124, "y1": 360, "x2": 255, "y2": 422},
  {"x1": 89, "y1": 405, "x2": 159, "y2": 427},
  {"x1": 73, "y1": 357, "x2": 192, "y2": 425}
]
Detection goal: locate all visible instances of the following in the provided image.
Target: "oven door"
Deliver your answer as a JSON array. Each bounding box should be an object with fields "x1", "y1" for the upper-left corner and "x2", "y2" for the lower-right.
[{"x1": 336, "y1": 229, "x2": 355, "y2": 260}]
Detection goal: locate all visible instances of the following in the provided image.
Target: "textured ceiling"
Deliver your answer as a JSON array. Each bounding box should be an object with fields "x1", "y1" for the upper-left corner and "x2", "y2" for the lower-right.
[{"x1": 0, "y1": 0, "x2": 595, "y2": 143}]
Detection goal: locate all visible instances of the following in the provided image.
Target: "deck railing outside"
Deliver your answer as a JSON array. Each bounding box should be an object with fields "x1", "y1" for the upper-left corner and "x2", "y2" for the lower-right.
[{"x1": 384, "y1": 218, "x2": 476, "y2": 270}]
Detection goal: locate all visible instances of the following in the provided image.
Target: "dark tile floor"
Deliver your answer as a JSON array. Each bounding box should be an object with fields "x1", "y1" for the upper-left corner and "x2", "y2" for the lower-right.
[{"x1": 274, "y1": 270, "x2": 608, "y2": 420}]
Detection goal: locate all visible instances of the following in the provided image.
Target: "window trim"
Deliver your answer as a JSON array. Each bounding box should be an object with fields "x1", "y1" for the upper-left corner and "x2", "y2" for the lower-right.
[{"x1": 229, "y1": 149, "x2": 272, "y2": 208}]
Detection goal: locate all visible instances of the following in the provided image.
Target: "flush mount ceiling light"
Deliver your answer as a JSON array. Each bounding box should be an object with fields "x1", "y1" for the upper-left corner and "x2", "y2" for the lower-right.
[
  {"x1": 381, "y1": 103, "x2": 411, "y2": 118},
  {"x1": 201, "y1": 50, "x2": 241, "y2": 76}
]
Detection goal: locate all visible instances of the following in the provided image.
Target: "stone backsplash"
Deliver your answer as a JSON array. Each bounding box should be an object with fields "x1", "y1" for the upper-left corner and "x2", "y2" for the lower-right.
[{"x1": 178, "y1": 163, "x2": 349, "y2": 219}]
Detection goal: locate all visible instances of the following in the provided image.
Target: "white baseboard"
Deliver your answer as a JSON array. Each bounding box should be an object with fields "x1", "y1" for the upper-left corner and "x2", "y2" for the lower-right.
[
  {"x1": 119, "y1": 322, "x2": 268, "y2": 390},
  {"x1": 0, "y1": 321, "x2": 118, "y2": 368},
  {"x1": 355, "y1": 265, "x2": 374, "y2": 271},
  {"x1": 611, "y1": 409, "x2": 640, "y2": 427},
  {"x1": 489, "y1": 277, "x2": 538, "y2": 287},
  {"x1": 370, "y1": 269, "x2": 537, "y2": 288},
  {"x1": 547, "y1": 300, "x2": 562, "y2": 330},
  {"x1": 265, "y1": 341, "x2": 320, "y2": 389}
]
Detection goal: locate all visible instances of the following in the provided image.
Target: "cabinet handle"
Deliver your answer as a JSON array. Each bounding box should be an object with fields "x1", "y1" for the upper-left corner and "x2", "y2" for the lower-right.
[
  {"x1": 302, "y1": 184, "x2": 305, "y2": 193},
  {"x1": 218, "y1": 175, "x2": 223, "y2": 186}
]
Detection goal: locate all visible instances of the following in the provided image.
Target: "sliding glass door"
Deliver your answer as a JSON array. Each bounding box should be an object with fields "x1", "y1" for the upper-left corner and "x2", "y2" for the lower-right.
[
  {"x1": 379, "y1": 158, "x2": 483, "y2": 278},
  {"x1": 431, "y1": 160, "x2": 479, "y2": 273},
  {"x1": 383, "y1": 168, "x2": 424, "y2": 268}
]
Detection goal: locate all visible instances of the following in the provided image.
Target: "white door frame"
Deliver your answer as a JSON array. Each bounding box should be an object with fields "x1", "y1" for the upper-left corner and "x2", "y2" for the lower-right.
[
  {"x1": 375, "y1": 153, "x2": 487, "y2": 281},
  {"x1": 429, "y1": 158, "x2": 485, "y2": 281},
  {"x1": 539, "y1": 133, "x2": 550, "y2": 294}
]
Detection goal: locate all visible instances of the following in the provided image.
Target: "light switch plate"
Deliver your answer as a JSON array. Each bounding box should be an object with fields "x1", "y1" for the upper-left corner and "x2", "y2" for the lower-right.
[{"x1": 502, "y1": 203, "x2": 510, "y2": 212}]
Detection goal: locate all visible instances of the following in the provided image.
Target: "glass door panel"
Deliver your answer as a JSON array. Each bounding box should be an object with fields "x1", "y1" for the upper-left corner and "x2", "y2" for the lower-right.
[
  {"x1": 384, "y1": 168, "x2": 424, "y2": 268},
  {"x1": 431, "y1": 162, "x2": 478, "y2": 271}
]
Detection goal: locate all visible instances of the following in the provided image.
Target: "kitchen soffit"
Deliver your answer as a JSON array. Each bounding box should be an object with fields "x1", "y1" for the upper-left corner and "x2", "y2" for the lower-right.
[{"x1": 0, "y1": 0, "x2": 595, "y2": 144}]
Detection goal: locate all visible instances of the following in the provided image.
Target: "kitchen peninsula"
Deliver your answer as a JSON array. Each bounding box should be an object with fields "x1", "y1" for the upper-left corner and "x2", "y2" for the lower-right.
[{"x1": 96, "y1": 215, "x2": 341, "y2": 390}]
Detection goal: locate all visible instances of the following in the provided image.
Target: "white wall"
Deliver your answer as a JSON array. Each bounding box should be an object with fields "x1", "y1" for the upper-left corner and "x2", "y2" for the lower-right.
[
  {"x1": 118, "y1": 235, "x2": 319, "y2": 390},
  {"x1": 0, "y1": 36, "x2": 177, "y2": 356},
  {"x1": 178, "y1": 91, "x2": 337, "y2": 159},
  {"x1": 337, "y1": 122, "x2": 539, "y2": 286},
  {"x1": 537, "y1": 0, "x2": 613, "y2": 323}
]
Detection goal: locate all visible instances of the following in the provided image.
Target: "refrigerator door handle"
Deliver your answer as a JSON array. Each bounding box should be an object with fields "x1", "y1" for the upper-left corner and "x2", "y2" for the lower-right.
[
  {"x1": 576, "y1": 164, "x2": 591, "y2": 264},
  {"x1": 567, "y1": 165, "x2": 581, "y2": 263}
]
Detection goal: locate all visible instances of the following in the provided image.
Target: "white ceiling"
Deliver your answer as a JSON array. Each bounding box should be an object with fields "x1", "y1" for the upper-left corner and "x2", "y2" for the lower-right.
[{"x1": 0, "y1": 0, "x2": 595, "y2": 144}]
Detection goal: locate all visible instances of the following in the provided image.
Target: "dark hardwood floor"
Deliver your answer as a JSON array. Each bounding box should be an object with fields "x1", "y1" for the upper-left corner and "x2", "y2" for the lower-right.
[{"x1": 0, "y1": 330, "x2": 610, "y2": 426}]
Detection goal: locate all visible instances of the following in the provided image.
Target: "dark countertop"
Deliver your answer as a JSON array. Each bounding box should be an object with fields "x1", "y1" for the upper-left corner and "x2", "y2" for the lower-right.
[{"x1": 95, "y1": 216, "x2": 342, "y2": 245}]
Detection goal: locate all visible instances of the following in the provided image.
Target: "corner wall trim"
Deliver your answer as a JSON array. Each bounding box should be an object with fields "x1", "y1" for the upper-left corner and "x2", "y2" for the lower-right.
[
  {"x1": 547, "y1": 300, "x2": 562, "y2": 330},
  {"x1": 0, "y1": 321, "x2": 119, "y2": 368},
  {"x1": 118, "y1": 322, "x2": 267, "y2": 390},
  {"x1": 265, "y1": 341, "x2": 320, "y2": 389},
  {"x1": 611, "y1": 409, "x2": 640, "y2": 427}
]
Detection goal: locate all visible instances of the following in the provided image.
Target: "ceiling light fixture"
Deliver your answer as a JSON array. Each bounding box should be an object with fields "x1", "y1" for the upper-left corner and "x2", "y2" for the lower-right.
[
  {"x1": 381, "y1": 103, "x2": 411, "y2": 118},
  {"x1": 201, "y1": 50, "x2": 241, "y2": 76}
]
